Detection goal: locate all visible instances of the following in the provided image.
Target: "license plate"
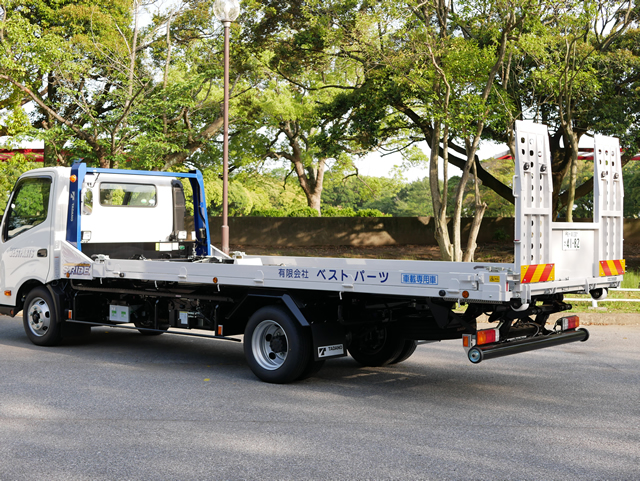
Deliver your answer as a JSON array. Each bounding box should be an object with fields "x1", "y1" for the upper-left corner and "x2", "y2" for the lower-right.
[{"x1": 562, "y1": 231, "x2": 580, "y2": 250}]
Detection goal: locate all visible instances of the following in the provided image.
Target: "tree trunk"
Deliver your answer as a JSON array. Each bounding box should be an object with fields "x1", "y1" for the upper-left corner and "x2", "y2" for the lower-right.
[
  {"x1": 307, "y1": 188, "x2": 322, "y2": 215},
  {"x1": 43, "y1": 143, "x2": 56, "y2": 167},
  {"x1": 291, "y1": 156, "x2": 325, "y2": 216},
  {"x1": 429, "y1": 122, "x2": 453, "y2": 260},
  {"x1": 161, "y1": 116, "x2": 224, "y2": 171},
  {"x1": 451, "y1": 148, "x2": 474, "y2": 262},
  {"x1": 281, "y1": 121, "x2": 326, "y2": 216},
  {"x1": 463, "y1": 160, "x2": 487, "y2": 262},
  {"x1": 564, "y1": 129, "x2": 579, "y2": 222}
]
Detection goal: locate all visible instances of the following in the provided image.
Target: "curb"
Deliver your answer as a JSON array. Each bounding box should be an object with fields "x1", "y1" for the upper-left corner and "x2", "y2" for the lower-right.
[
  {"x1": 571, "y1": 312, "x2": 640, "y2": 326},
  {"x1": 478, "y1": 312, "x2": 640, "y2": 327}
]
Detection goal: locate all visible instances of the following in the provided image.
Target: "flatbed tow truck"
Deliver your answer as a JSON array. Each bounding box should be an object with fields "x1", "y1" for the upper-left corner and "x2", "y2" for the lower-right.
[{"x1": 0, "y1": 122, "x2": 625, "y2": 383}]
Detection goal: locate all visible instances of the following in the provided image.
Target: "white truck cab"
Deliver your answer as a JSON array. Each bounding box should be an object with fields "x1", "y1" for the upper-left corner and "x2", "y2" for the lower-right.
[{"x1": 1, "y1": 169, "x2": 58, "y2": 309}]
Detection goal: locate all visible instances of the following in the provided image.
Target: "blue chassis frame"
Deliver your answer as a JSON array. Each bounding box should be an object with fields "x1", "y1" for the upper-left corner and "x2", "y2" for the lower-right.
[{"x1": 65, "y1": 163, "x2": 212, "y2": 256}]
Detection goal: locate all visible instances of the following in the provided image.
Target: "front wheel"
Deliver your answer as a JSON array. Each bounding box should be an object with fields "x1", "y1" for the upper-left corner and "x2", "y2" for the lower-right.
[
  {"x1": 23, "y1": 287, "x2": 63, "y2": 346},
  {"x1": 244, "y1": 306, "x2": 311, "y2": 384}
]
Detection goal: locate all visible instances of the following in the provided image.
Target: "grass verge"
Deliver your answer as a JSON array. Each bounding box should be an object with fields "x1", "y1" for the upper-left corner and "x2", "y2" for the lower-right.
[{"x1": 564, "y1": 269, "x2": 640, "y2": 314}]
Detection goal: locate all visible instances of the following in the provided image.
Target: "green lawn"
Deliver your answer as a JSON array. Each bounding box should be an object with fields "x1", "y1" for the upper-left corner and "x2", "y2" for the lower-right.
[
  {"x1": 621, "y1": 269, "x2": 640, "y2": 289},
  {"x1": 563, "y1": 269, "x2": 640, "y2": 313}
]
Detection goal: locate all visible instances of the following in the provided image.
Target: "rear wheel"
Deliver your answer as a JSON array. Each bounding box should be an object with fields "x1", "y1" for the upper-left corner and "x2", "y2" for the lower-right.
[
  {"x1": 244, "y1": 306, "x2": 311, "y2": 384},
  {"x1": 297, "y1": 358, "x2": 325, "y2": 381},
  {"x1": 23, "y1": 287, "x2": 63, "y2": 346},
  {"x1": 348, "y1": 326, "x2": 404, "y2": 367},
  {"x1": 390, "y1": 340, "x2": 418, "y2": 364}
]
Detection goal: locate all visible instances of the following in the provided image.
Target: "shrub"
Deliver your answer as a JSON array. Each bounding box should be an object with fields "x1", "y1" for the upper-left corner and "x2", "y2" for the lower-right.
[
  {"x1": 288, "y1": 206, "x2": 319, "y2": 217},
  {"x1": 492, "y1": 227, "x2": 510, "y2": 242},
  {"x1": 321, "y1": 206, "x2": 356, "y2": 217},
  {"x1": 355, "y1": 208, "x2": 391, "y2": 217},
  {"x1": 249, "y1": 208, "x2": 288, "y2": 217}
]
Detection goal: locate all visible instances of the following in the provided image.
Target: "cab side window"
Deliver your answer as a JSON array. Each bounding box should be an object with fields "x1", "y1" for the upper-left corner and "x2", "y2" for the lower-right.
[
  {"x1": 99, "y1": 183, "x2": 157, "y2": 207},
  {"x1": 2, "y1": 177, "x2": 52, "y2": 241}
]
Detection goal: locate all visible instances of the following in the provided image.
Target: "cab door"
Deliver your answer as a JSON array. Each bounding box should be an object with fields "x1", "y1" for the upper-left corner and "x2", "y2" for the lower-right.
[{"x1": 0, "y1": 175, "x2": 54, "y2": 307}]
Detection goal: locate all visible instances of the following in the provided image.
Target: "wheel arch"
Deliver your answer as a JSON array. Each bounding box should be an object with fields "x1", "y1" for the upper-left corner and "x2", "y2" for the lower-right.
[
  {"x1": 14, "y1": 280, "x2": 66, "y2": 322},
  {"x1": 13, "y1": 279, "x2": 45, "y2": 316},
  {"x1": 226, "y1": 290, "x2": 310, "y2": 329}
]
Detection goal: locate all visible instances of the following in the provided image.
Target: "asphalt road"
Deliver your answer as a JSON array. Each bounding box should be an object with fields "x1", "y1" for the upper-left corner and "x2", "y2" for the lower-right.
[{"x1": 0, "y1": 315, "x2": 638, "y2": 481}]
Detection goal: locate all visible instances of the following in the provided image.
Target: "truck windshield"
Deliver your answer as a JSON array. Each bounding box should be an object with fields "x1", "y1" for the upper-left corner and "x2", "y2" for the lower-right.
[{"x1": 99, "y1": 183, "x2": 157, "y2": 207}]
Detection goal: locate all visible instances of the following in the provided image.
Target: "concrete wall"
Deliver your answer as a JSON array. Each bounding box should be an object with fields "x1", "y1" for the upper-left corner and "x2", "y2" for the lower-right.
[
  {"x1": 624, "y1": 218, "x2": 640, "y2": 243},
  {"x1": 203, "y1": 217, "x2": 640, "y2": 246},
  {"x1": 206, "y1": 217, "x2": 515, "y2": 246}
]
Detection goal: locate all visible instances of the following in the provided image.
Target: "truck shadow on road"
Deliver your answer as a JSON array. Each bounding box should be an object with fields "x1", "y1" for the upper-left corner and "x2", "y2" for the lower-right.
[
  {"x1": 2, "y1": 318, "x2": 499, "y2": 393},
  {"x1": 1, "y1": 318, "x2": 636, "y2": 417}
]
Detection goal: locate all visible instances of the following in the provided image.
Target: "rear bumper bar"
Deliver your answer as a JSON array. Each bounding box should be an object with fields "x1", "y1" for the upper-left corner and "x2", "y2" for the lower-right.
[{"x1": 467, "y1": 328, "x2": 589, "y2": 363}]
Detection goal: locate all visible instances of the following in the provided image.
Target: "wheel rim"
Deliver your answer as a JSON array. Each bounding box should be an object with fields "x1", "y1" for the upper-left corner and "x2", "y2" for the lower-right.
[
  {"x1": 251, "y1": 319, "x2": 288, "y2": 371},
  {"x1": 358, "y1": 327, "x2": 387, "y2": 355},
  {"x1": 468, "y1": 347, "x2": 483, "y2": 363},
  {"x1": 27, "y1": 297, "x2": 51, "y2": 337}
]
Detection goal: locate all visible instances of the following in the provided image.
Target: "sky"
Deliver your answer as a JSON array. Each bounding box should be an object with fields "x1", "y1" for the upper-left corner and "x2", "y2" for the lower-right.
[{"x1": 353, "y1": 140, "x2": 509, "y2": 181}]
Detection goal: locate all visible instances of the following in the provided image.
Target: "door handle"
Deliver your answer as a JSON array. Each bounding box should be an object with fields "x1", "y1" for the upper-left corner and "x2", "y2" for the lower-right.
[{"x1": 37, "y1": 249, "x2": 47, "y2": 258}]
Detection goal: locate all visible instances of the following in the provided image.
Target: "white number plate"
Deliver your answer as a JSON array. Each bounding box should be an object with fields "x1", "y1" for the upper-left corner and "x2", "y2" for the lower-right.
[{"x1": 562, "y1": 231, "x2": 580, "y2": 250}]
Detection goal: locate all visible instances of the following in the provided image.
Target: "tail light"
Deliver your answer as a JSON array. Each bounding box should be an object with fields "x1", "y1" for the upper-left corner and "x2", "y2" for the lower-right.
[
  {"x1": 462, "y1": 328, "x2": 500, "y2": 349},
  {"x1": 476, "y1": 328, "x2": 500, "y2": 345},
  {"x1": 556, "y1": 315, "x2": 579, "y2": 331}
]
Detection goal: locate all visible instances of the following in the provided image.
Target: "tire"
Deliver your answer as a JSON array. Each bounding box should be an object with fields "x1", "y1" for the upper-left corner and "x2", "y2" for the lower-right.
[
  {"x1": 137, "y1": 328, "x2": 167, "y2": 336},
  {"x1": 244, "y1": 306, "x2": 311, "y2": 384},
  {"x1": 390, "y1": 340, "x2": 418, "y2": 365},
  {"x1": 23, "y1": 286, "x2": 63, "y2": 346},
  {"x1": 348, "y1": 326, "x2": 405, "y2": 367},
  {"x1": 297, "y1": 358, "x2": 325, "y2": 381},
  {"x1": 133, "y1": 302, "x2": 167, "y2": 336}
]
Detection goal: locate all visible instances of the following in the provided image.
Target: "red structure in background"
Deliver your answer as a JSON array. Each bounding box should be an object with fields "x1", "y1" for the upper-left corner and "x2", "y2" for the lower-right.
[{"x1": 0, "y1": 148, "x2": 45, "y2": 162}]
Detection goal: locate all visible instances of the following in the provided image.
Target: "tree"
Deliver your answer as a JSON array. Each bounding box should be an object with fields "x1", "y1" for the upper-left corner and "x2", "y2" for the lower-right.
[
  {"x1": 452, "y1": 156, "x2": 515, "y2": 218},
  {"x1": 0, "y1": 1, "x2": 239, "y2": 171},
  {"x1": 133, "y1": 0, "x2": 241, "y2": 172},
  {"x1": 241, "y1": 77, "x2": 334, "y2": 215},
  {"x1": 623, "y1": 160, "x2": 640, "y2": 217},
  {"x1": 296, "y1": 0, "x2": 536, "y2": 260},
  {"x1": 179, "y1": 167, "x2": 310, "y2": 216},
  {"x1": 0, "y1": 154, "x2": 39, "y2": 213},
  {"x1": 235, "y1": 3, "x2": 367, "y2": 215},
  {"x1": 322, "y1": 170, "x2": 404, "y2": 214},
  {"x1": 0, "y1": 0, "x2": 139, "y2": 167},
  {"x1": 507, "y1": 0, "x2": 638, "y2": 219},
  {"x1": 475, "y1": 0, "x2": 639, "y2": 219}
]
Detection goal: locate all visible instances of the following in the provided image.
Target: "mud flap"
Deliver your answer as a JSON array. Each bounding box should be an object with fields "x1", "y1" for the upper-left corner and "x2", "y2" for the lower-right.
[{"x1": 311, "y1": 322, "x2": 347, "y2": 361}]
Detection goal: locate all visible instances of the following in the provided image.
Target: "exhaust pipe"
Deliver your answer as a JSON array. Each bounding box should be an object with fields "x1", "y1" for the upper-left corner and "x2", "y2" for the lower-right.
[{"x1": 467, "y1": 328, "x2": 589, "y2": 364}]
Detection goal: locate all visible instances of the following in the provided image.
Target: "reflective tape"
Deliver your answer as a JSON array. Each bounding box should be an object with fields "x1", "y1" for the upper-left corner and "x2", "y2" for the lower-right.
[
  {"x1": 520, "y1": 264, "x2": 555, "y2": 283},
  {"x1": 599, "y1": 259, "x2": 625, "y2": 276}
]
